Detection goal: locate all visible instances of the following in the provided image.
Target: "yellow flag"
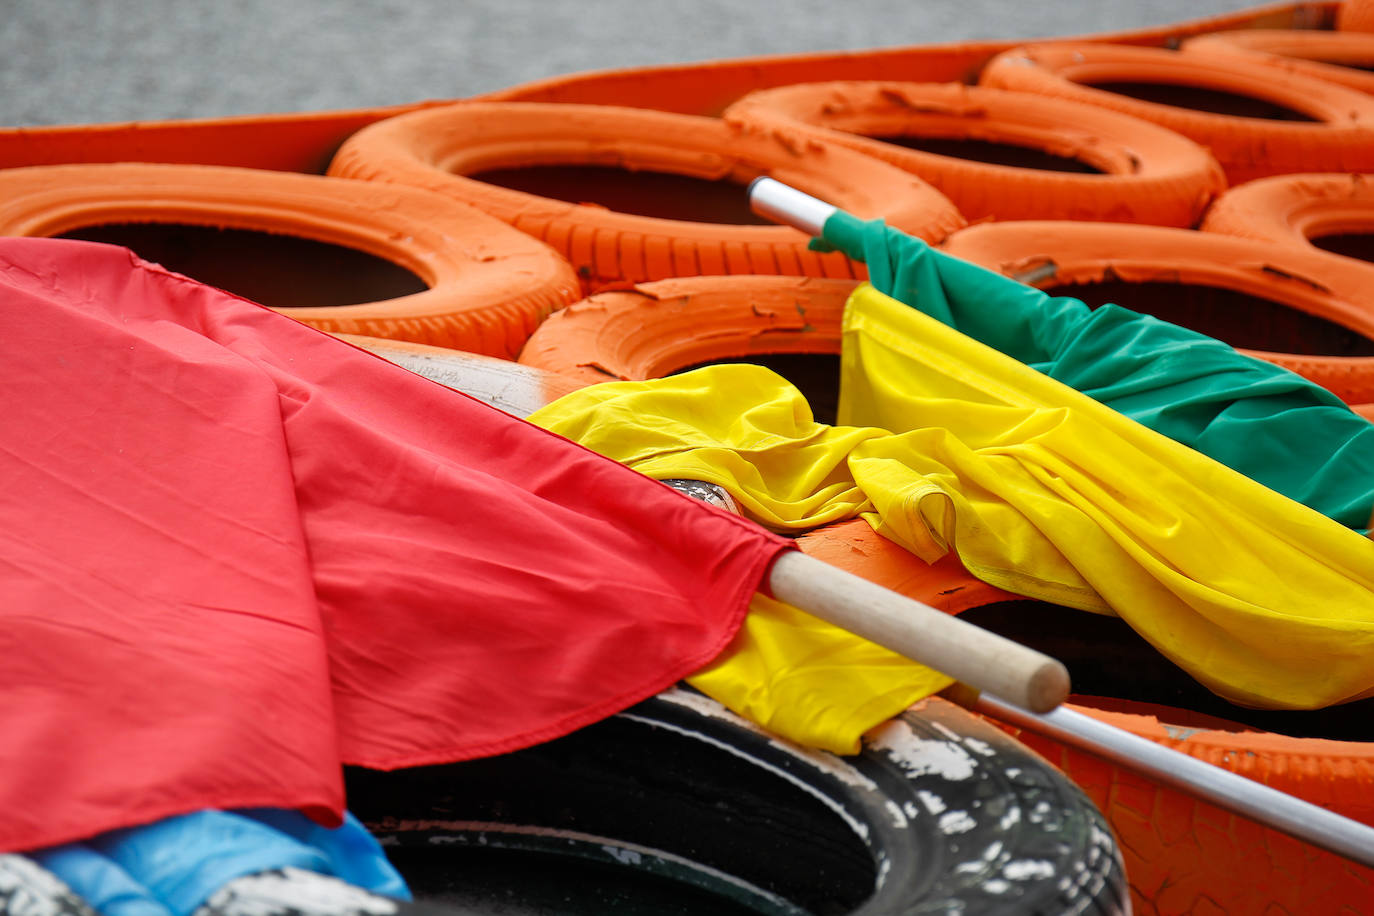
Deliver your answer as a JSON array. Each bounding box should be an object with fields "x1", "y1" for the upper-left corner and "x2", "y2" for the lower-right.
[
  {"x1": 688, "y1": 593, "x2": 953, "y2": 755},
  {"x1": 529, "y1": 284, "x2": 1374, "y2": 752},
  {"x1": 841, "y1": 284, "x2": 1374, "y2": 711}
]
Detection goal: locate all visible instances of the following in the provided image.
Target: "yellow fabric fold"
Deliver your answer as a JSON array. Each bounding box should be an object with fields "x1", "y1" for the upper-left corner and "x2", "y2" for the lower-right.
[
  {"x1": 528, "y1": 361, "x2": 951, "y2": 754},
  {"x1": 689, "y1": 593, "x2": 954, "y2": 755},
  {"x1": 526, "y1": 367, "x2": 883, "y2": 531},
  {"x1": 840, "y1": 284, "x2": 1374, "y2": 712},
  {"x1": 529, "y1": 283, "x2": 1374, "y2": 752}
]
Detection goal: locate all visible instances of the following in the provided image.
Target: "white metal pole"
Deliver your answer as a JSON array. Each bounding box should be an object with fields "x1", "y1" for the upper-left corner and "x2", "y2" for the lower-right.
[
  {"x1": 975, "y1": 690, "x2": 1374, "y2": 867},
  {"x1": 748, "y1": 177, "x2": 837, "y2": 236}
]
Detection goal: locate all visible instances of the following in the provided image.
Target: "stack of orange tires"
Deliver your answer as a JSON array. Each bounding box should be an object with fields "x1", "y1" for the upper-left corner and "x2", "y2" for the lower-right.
[{"x1": 1, "y1": 2, "x2": 1372, "y2": 913}]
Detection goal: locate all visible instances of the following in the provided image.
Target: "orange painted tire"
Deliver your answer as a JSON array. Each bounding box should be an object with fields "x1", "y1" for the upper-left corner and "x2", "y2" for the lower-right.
[
  {"x1": 981, "y1": 694, "x2": 1374, "y2": 913},
  {"x1": 940, "y1": 219, "x2": 1374, "y2": 403},
  {"x1": 327, "y1": 102, "x2": 966, "y2": 295},
  {"x1": 723, "y1": 81, "x2": 1226, "y2": 227},
  {"x1": 1199, "y1": 172, "x2": 1374, "y2": 267},
  {"x1": 518, "y1": 274, "x2": 861, "y2": 390},
  {"x1": 0, "y1": 163, "x2": 580, "y2": 357},
  {"x1": 797, "y1": 520, "x2": 1019, "y2": 612},
  {"x1": 1183, "y1": 29, "x2": 1374, "y2": 96},
  {"x1": 978, "y1": 42, "x2": 1374, "y2": 185},
  {"x1": 1338, "y1": 0, "x2": 1374, "y2": 31}
]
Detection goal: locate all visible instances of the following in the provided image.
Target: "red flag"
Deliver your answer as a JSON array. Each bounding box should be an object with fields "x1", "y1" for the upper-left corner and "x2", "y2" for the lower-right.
[{"x1": 0, "y1": 237, "x2": 791, "y2": 853}]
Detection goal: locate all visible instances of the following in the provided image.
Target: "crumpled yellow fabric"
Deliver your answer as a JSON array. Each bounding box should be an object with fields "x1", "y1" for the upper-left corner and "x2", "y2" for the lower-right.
[
  {"x1": 528, "y1": 284, "x2": 1374, "y2": 752},
  {"x1": 687, "y1": 593, "x2": 953, "y2": 754},
  {"x1": 527, "y1": 361, "x2": 953, "y2": 754}
]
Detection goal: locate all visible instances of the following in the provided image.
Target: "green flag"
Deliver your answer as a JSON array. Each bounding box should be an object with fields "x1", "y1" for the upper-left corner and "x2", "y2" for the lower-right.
[{"x1": 816, "y1": 212, "x2": 1374, "y2": 532}]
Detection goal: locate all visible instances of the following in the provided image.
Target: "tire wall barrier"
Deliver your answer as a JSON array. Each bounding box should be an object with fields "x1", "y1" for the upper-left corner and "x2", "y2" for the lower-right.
[
  {"x1": 0, "y1": 105, "x2": 437, "y2": 174},
  {"x1": 0, "y1": 6, "x2": 1339, "y2": 174},
  {"x1": 939, "y1": 219, "x2": 1374, "y2": 403},
  {"x1": 723, "y1": 81, "x2": 1226, "y2": 227},
  {"x1": 978, "y1": 41, "x2": 1374, "y2": 186},
  {"x1": 326, "y1": 102, "x2": 966, "y2": 296},
  {"x1": 1182, "y1": 29, "x2": 1374, "y2": 96},
  {"x1": 0, "y1": 163, "x2": 581, "y2": 358}
]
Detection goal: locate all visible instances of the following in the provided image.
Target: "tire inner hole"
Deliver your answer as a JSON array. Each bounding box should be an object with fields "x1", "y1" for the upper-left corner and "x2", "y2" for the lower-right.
[
  {"x1": 470, "y1": 165, "x2": 774, "y2": 225},
  {"x1": 58, "y1": 223, "x2": 430, "y2": 308},
  {"x1": 1041, "y1": 278, "x2": 1374, "y2": 357},
  {"x1": 872, "y1": 135, "x2": 1103, "y2": 173},
  {"x1": 344, "y1": 709, "x2": 877, "y2": 915},
  {"x1": 1081, "y1": 81, "x2": 1319, "y2": 121},
  {"x1": 1310, "y1": 231, "x2": 1374, "y2": 264}
]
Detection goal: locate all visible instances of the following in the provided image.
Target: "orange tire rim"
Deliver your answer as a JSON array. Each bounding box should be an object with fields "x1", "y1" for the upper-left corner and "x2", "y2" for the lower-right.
[
  {"x1": 724, "y1": 80, "x2": 1226, "y2": 226},
  {"x1": 941, "y1": 219, "x2": 1374, "y2": 403},
  {"x1": 1339, "y1": 0, "x2": 1374, "y2": 32},
  {"x1": 328, "y1": 102, "x2": 966, "y2": 295},
  {"x1": 1200, "y1": 172, "x2": 1374, "y2": 266},
  {"x1": 1184, "y1": 29, "x2": 1374, "y2": 96},
  {"x1": 518, "y1": 274, "x2": 860, "y2": 387},
  {"x1": 0, "y1": 163, "x2": 580, "y2": 357},
  {"x1": 979, "y1": 41, "x2": 1374, "y2": 185}
]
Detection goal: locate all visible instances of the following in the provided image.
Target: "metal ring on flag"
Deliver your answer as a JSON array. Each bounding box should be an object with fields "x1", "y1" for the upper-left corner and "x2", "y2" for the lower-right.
[
  {"x1": 325, "y1": 101, "x2": 967, "y2": 296},
  {"x1": 1182, "y1": 30, "x2": 1374, "y2": 97},
  {"x1": 722, "y1": 81, "x2": 1227, "y2": 227},
  {"x1": 0, "y1": 162, "x2": 580, "y2": 358},
  {"x1": 344, "y1": 688, "x2": 1129, "y2": 916},
  {"x1": 1199, "y1": 172, "x2": 1374, "y2": 262},
  {"x1": 940, "y1": 219, "x2": 1374, "y2": 404},
  {"x1": 977, "y1": 41, "x2": 1374, "y2": 186}
]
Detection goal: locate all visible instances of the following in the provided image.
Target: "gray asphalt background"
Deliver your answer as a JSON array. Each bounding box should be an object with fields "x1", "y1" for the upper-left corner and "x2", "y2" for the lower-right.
[{"x1": 3, "y1": 1, "x2": 1275, "y2": 127}]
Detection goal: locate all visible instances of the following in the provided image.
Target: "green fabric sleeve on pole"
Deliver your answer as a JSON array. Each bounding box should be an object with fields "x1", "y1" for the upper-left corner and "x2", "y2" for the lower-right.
[
  {"x1": 816, "y1": 210, "x2": 1086, "y2": 363},
  {"x1": 816, "y1": 211, "x2": 1374, "y2": 531}
]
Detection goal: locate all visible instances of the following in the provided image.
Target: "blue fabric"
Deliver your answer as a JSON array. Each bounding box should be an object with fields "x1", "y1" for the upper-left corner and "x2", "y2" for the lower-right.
[
  {"x1": 29, "y1": 845, "x2": 175, "y2": 916},
  {"x1": 28, "y1": 809, "x2": 408, "y2": 916},
  {"x1": 239, "y1": 809, "x2": 409, "y2": 901}
]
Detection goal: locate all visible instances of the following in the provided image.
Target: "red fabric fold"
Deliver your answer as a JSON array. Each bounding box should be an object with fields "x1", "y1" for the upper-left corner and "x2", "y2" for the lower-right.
[{"x1": 0, "y1": 238, "x2": 791, "y2": 853}]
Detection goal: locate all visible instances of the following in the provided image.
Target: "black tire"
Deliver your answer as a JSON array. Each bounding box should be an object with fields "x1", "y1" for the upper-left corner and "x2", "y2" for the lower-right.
[{"x1": 344, "y1": 688, "x2": 1128, "y2": 916}]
